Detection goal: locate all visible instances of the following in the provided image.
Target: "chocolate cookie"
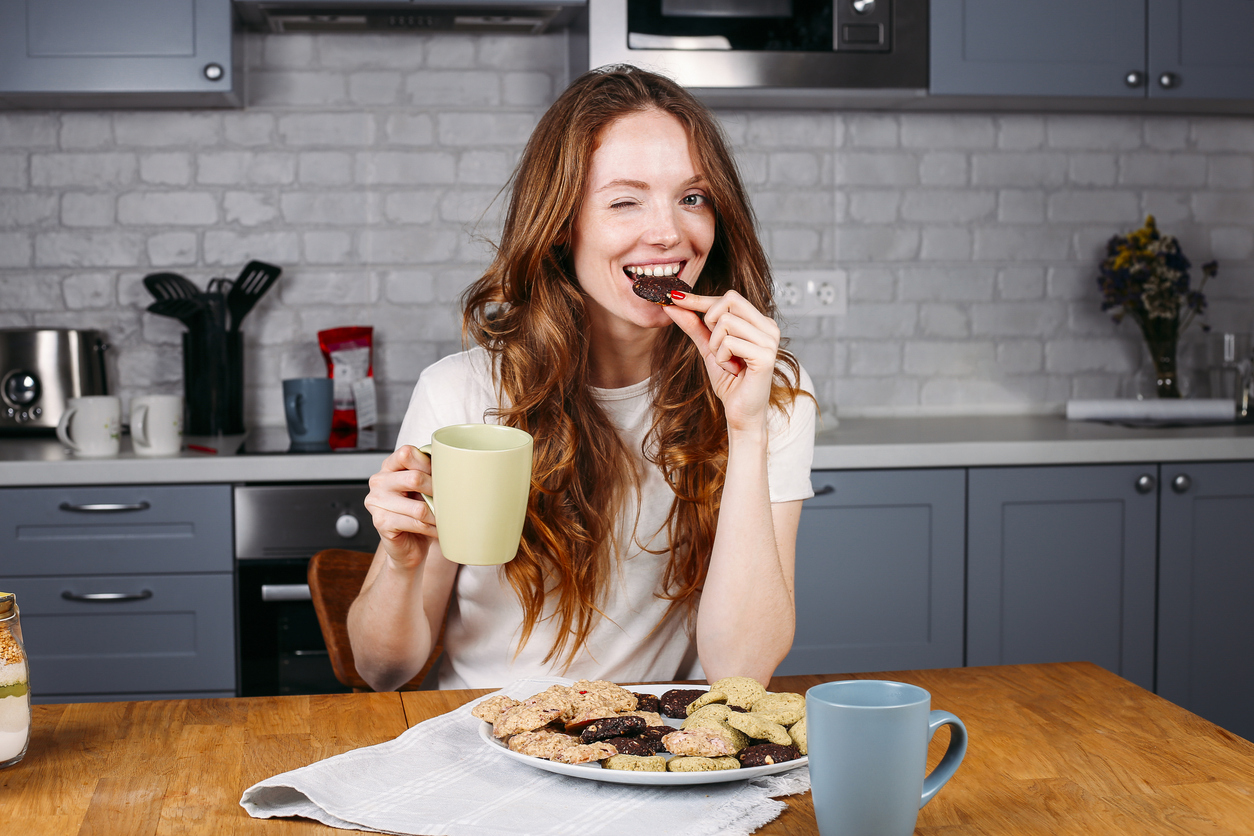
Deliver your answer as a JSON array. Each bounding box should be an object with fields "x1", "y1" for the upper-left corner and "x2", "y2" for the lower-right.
[
  {"x1": 631, "y1": 275, "x2": 689, "y2": 305},
  {"x1": 737, "y1": 743, "x2": 801, "y2": 767},
  {"x1": 605, "y1": 736, "x2": 660, "y2": 756},
  {"x1": 631, "y1": 692, "x2": 661, "y2": 714},
  {"x1": 580, "y1": 715, "x2": 647, "y2": 743},
  {"x1": 638, "y1": 726, "x2": 668, "y2": 745},
  {"x1": 659, "y1": 688, "x2": 707, "y2": 719}
]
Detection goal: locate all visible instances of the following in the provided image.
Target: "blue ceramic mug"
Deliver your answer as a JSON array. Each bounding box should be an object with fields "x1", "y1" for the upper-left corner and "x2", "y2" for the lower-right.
[
  {"x1": 806, "y1": 680, "x2": 967, "y2": 836},
  {"x1": 282, "y1": 377, "x2": 333, "y2": 452}
]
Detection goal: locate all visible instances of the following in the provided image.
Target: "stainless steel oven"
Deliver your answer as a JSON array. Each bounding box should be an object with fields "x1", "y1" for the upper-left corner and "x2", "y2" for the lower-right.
[
  {"x1": 234, "y1": 483, "x2": 380, "y2": 697},
  {"x1": 577, "y1": 0, "x2": 928, "y2": 107}
]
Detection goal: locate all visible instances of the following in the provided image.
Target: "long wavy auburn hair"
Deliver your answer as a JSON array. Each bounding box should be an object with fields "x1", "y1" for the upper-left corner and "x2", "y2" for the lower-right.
[{"x1": 462, "y1": 65, "x2": 808, "y2": 670}]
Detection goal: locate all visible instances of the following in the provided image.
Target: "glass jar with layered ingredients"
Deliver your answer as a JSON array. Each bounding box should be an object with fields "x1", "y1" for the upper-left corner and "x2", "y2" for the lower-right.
[{"x1": 0, "y1": 592, "x2": 30, "y2": 768}]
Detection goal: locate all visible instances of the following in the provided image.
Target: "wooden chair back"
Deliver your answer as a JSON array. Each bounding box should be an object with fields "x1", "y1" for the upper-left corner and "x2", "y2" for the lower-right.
[{"x1": 307, "y1": 548, "x2": 443, "y2": 691}]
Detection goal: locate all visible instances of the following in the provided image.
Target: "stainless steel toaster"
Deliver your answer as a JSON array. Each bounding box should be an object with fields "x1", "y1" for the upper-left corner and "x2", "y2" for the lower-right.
[{"x1": 0, "y1": 328, "x2": 109, "y2": 432}]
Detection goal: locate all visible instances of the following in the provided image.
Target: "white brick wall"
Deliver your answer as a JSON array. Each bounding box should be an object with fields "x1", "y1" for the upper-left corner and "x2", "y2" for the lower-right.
[{"x1": 1, "y1": 31, "x2": 1252, "y2": 427}]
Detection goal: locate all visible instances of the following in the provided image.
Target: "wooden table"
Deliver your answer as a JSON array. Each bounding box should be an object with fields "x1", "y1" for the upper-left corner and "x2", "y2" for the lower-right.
[{"x1": 4, "y1": 662, "x2": 1253, "y2": 835}]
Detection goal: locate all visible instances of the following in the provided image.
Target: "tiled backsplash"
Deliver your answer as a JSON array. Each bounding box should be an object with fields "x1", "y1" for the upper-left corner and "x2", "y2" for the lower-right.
[{"x1": 1, "y1": 32, "x2": 1252, "y2": 427}]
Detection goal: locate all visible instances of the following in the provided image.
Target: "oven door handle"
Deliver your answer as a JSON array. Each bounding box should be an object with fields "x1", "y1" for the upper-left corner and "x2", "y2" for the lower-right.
[
  {"x1": 59, "y1": 501, "x2": 151, "y2": 513},
  {"x1": 261, "y1": 583, "x2": 312, "y2": 602}
]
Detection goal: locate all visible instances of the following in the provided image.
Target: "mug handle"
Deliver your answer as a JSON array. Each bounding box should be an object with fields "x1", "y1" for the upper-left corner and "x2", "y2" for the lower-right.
[
  {"x1": 417, "y1": 444, "x2": 437, "y2": 519},
  {"x1": 56, "y1": 406, "x2": 81, "y2": 452},
  {"x1": 132, "y1": 404, "x2": 149, "y2": 448},
  {"x1": 285, "y1": 392, "x2": 305, "y2": 436},
  {"x1": 920, "y1": 710, "x2": 968, "y2": 808}
]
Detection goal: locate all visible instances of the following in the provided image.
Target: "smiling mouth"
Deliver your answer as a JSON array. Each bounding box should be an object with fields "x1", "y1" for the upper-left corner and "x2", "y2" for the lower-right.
[{"x1": 624, "y1": 262, "x2": 684, "y2": 280}]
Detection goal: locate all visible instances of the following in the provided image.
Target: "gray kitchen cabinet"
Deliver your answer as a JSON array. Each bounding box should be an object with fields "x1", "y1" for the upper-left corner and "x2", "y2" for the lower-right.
[
  {"x1": 967, "y1": 465, "x2": 1158, "y2": 691},
  {"x1": 0, "y1": 0, "x2": 241, "y2": 108},
  {"x1": 0, "y1": 484, "x2": 235, "y2": 702},
  {"x1": 776, "y1": 469, "x2": 966, "y2": 676},
  {"x1": 932, "y1": 0, "x2": 1254, "y2": 102},
  {"x1": 1157, "y1": 461, "x2": 1254, "y2": 742}
]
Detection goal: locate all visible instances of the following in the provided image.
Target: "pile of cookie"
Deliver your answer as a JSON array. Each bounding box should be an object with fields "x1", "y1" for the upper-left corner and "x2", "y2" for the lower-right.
[{"x1": 473, "y1": 676, "x2": 807, "y2": 774}]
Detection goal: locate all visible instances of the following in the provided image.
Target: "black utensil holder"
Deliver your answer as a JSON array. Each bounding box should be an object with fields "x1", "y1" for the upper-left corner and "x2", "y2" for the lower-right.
[{"x1": 183, "y1": 328, "x2": 244, "y2": 436}]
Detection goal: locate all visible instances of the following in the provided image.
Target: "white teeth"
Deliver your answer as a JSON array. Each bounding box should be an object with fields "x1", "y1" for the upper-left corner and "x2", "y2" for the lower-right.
[{"x1": 627, "y1": 264, "x2": 680, "y2": 278}]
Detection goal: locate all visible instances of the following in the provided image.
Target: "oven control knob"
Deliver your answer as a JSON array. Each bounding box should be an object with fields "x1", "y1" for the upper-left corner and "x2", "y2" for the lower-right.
[{"x1": 335, "y1": 512, "x2": 361, "y2": 539}]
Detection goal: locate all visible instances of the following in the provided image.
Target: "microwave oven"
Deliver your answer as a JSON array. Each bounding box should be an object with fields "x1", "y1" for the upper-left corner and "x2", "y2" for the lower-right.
[{"x1": 575, "y1": 0, "x2": 928, "y2": 108}]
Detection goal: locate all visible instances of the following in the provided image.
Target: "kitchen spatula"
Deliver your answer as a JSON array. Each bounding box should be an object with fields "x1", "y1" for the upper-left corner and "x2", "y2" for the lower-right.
[
  {"x1": 146, "y1": 297, "x2": 207, "y2": 329},
  {"x1": 143, "y1": 271, "x2": 200, "y2": 302},
  {"x1": 226, "y1": 261, "x2": 281, "y2": 332}
]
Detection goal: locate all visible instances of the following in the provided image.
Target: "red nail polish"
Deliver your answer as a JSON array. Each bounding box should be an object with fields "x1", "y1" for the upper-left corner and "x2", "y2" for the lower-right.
[{"x1": 670, "y1": 290, "x2": 686, "y2": 301}]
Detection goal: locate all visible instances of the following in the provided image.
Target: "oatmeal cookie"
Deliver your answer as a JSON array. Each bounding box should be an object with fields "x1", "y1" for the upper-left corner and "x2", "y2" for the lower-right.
[
  {"x1": 506, "y1": 728, "x2": 578, "y2": 759},
  {"x1": 471, "y1": 695, "x2": 519, "y2": 725},
  {"x1": 707, "y1": 677, "x2": 768, "y2": 711},
  {"x1": 749, "y1": 692, "x2": 806, "y2": 726},
  {"x1": 725, "y1": 712, "x2": 793, "y2": 746},
  {"x1": 661, "y1": 727, "x2": 737, "y2": 758},
  {"x1": 667, "y1": 756, "x2": 740, "y2": 772},
  {"x1": 788, "y1": 714, "x2": 807, "y2": 755},
  {"x1": 493, "y1": 689, "x2": 572, "y2": 738},
  {"x1": 681, "y1": 704, "x2": 749, "y2": 750},
  {"x1": 603, "y1": 754, "x2": 667, "y2": 772},
  {"x1": 551, "y1": 742, "x2": 617, "y2": 764}
]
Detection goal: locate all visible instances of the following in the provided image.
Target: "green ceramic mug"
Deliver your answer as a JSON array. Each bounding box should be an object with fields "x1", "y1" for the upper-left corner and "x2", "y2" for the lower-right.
[{"x1": 417, "y1": 423, "x2": 534, "y2": 566}]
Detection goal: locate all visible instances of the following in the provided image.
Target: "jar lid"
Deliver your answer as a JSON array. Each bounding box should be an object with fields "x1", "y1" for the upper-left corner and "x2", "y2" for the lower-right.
[{"x1": 0, "y1": 592, "x2": 13, "y2": 619}]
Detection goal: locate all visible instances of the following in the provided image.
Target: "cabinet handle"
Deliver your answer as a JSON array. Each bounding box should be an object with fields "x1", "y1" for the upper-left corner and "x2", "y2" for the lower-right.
[
  {"x1": 1125, "y1": 70, "x2": 1146, "y2": 88},
  {"x1": 812, "y1": 484, "x2": 836, "y2": 496},
  {"x1": 61, "y1": 590, "x2": 154, "y2": 602},
  {"x1": 59, "y1": 501, "x2": 151, "y2": 513},
  {"x1": 261, "y1": 584, "x2": 312, "y2": 602},
  {"x1": 1135, "y1": 474, "x2": 1156, "y2": 494},
  {"x1": 1171, "y1": 473, "x2": 1192, "y2": 494},
  {"x1": 1158, "y1": 72, "x2": 1181, "y2": 89}
]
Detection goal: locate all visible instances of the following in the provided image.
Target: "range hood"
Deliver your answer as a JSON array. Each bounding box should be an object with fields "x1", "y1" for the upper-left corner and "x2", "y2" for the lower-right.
[{"x1": 234, "y1": 0, "x2": 586, "y2": 34}]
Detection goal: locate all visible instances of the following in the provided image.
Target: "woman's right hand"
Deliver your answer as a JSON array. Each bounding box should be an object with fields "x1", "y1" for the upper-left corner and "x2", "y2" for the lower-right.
[{"x1": 364, "y1": 444, "x2": 438, "y2": 571}]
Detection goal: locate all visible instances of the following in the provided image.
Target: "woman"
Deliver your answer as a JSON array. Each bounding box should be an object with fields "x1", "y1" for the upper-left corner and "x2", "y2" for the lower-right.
[{"x1": 349, "y1": 65, "x2": 816, "y2": 691}]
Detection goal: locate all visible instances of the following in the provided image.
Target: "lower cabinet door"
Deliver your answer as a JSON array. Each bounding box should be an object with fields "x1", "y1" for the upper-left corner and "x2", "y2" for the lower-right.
[
  {"x1": 1158, "y1": 461, "x2": 1254, "y2": 742},
  {"x1": 776, "y1": 468, "x2": 966, "y2": 676},
  {"x1": 6, "y1": 573, "x2": 236, "y2": 699},
  {"x1": 967, "y1": 464, "x2": 1158, "y2": 691}
]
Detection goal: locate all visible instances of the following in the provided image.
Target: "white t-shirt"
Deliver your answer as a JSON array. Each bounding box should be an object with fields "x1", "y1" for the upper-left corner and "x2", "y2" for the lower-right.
[{"x1": 395, "y1": 346, "x2": 817, "y2": 689}]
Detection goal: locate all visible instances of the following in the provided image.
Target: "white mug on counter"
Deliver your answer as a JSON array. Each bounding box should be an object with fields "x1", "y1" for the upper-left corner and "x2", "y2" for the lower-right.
[
  {"x1": 56, "y1": 395, "x2": 121, "y2": 457},
  {"x1": 130, "y1": 394, "x2": 183, "y2": 457}
]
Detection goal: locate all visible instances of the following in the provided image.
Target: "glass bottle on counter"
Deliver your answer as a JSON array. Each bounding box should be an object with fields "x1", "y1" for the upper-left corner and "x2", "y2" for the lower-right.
[{"x1": 0, "y1": 591, "x2": 31, "y2": 768}]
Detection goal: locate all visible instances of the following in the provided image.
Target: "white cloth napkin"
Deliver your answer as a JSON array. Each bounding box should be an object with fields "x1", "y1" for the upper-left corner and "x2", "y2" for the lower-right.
[
  {"x1": 1065, "y1": 398, "x2": 1235, "y2": 423},
  {"x1": 240, "y1": 677, "x2": 810, "y2": 836}
]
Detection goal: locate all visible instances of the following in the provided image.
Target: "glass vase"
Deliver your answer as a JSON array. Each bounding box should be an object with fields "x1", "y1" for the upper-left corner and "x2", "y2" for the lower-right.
[{"x1": 1140, "y1": 320, "x2": 1182, "y2": 399}]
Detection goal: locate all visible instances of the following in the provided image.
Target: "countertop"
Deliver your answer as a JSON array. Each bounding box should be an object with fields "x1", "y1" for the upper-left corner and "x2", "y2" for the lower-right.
[
  {"x1": 3, "y1": 415, "x2": 1254, "y2": 486},
  {"x1": 5, "y1": 663, "x2": 1254, "y2": 835}
]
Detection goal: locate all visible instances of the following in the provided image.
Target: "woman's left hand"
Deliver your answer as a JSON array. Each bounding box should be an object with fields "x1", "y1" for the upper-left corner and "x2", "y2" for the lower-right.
[{"x1": 664, "y1": 289, "x2": 780, "y2": 432}]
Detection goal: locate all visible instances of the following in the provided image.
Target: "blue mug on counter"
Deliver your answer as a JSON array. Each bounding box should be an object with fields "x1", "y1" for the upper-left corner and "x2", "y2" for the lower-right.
[
  {"x1": 806, "y1": 680, "x2": 968, "y2": 836},
  {"x1": 282, "y1": 377, "x2": 333, "y2": 452}
]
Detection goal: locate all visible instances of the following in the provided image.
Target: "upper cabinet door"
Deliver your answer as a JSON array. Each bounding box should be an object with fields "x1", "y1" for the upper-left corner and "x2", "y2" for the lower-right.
[
  {"x1": 931, "y1": 0, "x2": 1147, "y2": 97},
  {"x1": 1148, "y1": 0, "x2": 1254, "y2": 99},
  {"x1": 0, "y1": 0, "x2": 240, "y2": 108}
]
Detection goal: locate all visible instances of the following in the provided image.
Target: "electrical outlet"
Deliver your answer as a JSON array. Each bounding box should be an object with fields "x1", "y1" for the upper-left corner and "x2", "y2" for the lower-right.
[{"x1": 774, "y1": 270, "x2": 848, "y2": 318}]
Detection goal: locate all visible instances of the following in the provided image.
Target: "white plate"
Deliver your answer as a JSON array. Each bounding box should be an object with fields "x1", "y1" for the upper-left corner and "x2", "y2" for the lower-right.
[{"x1": 477, "y1": 683, "x2": 807, "y2": 786}]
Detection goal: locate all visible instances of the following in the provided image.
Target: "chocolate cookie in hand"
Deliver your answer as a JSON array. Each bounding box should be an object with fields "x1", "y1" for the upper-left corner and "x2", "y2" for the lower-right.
[{"x1": 631, "y1": 275, "x2": 689, "y2": 305}]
